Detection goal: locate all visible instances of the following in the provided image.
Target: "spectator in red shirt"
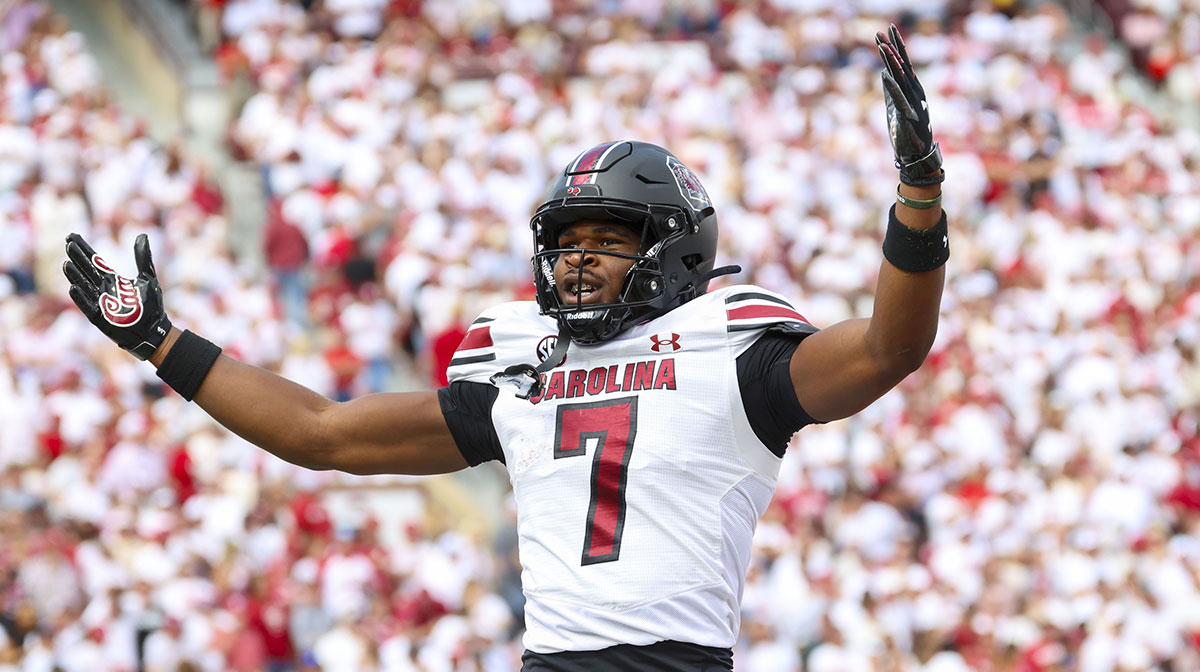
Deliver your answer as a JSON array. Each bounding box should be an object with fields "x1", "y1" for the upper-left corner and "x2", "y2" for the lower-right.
[{"x1": 264, "y1": 198, "x2": 311, "y2": 327}]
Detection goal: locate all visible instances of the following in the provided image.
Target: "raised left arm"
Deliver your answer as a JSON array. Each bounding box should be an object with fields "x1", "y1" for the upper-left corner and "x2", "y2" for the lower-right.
[
  {"x1": 789, "y1": 25, "x2": 947, "y2": 423},
  {"x1": 788, "y1": 207, "x2": 944, "y2": 422}
]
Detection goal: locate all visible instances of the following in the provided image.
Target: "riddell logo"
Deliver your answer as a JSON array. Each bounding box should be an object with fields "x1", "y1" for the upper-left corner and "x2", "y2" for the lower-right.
[
  {"x1": 566, "y1": 186, "x2": 581, "y2": 196},
  {"x1": 92, "y1": 255, "x2": 143, "y2": 327},
  {"x1": 536, "y1": 335, "x2": 566, "y2": 367},
  {"x1": 650, "y1": 333, "x2": 681, "y2": 352}
]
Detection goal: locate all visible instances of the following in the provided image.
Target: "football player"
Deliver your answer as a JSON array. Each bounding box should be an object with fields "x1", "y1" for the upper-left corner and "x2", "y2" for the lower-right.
[{"x1": 64, "y1": 26, "x2": 946, "y2": 671}]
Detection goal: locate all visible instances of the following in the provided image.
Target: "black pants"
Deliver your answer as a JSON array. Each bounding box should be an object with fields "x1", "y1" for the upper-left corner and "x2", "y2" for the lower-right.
[{"x1": 522, "y1": 640, "x2": 733, "y2": 671}]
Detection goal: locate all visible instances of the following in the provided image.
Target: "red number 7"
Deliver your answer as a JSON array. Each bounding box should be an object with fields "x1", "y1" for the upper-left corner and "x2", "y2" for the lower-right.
[{"x1": 554, "y1": 397, "x2": 638, "y2": 565}]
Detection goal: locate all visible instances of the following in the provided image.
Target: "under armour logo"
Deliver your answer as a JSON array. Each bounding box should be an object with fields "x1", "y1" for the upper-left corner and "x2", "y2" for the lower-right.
[{"x1": 650, "y1": 333, "x2": 681, "y2": 352}]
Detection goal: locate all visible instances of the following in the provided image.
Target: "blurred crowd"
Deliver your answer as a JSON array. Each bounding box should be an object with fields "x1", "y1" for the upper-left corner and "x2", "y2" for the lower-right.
[
  {"x1": 2, "y1": 0, "x2": 1199, "y2": 670},
  {"x1": 1096, "y1": 0, "x2": 1200, "y2": 103}
]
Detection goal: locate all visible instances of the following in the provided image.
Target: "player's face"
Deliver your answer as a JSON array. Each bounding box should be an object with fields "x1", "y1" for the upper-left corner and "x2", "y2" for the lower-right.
[{"x1": 553, "y1": 221, "x2": 640, "y2": 306}]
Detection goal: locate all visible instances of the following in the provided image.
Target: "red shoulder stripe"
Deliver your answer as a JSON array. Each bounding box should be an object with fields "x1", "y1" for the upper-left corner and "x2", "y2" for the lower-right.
[
  {"x1": 726, "y1": 305, "x2": 810, "y2": 324},
  {"x1": 455, "y1": 326, "x2": 493, "y2": 352}
]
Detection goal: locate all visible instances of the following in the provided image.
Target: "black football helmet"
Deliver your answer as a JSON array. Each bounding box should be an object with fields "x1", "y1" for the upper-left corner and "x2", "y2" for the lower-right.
[{"x1": 530, "y1": 141, "x2": 730, "y2": 344}]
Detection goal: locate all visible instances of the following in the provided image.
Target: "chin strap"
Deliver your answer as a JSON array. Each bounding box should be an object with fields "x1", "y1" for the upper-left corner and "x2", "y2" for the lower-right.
[
  {"x1": 680, "y1": 264, "x2": 741, "y2": 301},
  {"x1": 489, "y1": 325, "x2": 571, "y2": 399},
  {"x1": 696, "y1": 264, "x2": 741, "y2": 285}
]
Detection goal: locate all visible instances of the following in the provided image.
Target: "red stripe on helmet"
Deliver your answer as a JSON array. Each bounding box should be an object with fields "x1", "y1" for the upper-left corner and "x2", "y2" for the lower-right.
[{"x1": 569, "y1": 141, "x2": 618, "y2": 174}]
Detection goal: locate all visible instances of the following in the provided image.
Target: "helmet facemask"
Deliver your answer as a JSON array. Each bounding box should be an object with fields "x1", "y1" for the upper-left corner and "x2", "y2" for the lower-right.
[{"x1": 531, "y1": 198, "x2": 694, "y2": 344}]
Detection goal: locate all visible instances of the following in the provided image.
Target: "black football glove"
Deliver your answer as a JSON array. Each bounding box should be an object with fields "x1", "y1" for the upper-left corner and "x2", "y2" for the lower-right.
[
  {"x1": 62, "y1": 233, "x2": 172, "y2": 361},
  {"x1": 877, "y1": 24, "x2": 944, "y2": 186}
]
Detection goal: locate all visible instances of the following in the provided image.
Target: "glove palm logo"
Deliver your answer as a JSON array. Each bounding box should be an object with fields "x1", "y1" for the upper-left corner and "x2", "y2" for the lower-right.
[
  {"x1": 92, "y1": 255, "x2": 144, "y2": 327},
  {"x1": 63, "y1": 232, "x2": 172, "y2": 361}
]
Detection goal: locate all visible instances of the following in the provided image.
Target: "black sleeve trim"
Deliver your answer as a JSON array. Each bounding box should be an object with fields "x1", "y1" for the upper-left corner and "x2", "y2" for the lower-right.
[
  {"x1": 437, "y1": 382, "x2": 505, "y2": 466},
  {"x1": 736, "y1": 327, "x2": 822, "y2": 458},
  {"x1": 448, "y1": 352, "x2": 496, "y2": 367}
]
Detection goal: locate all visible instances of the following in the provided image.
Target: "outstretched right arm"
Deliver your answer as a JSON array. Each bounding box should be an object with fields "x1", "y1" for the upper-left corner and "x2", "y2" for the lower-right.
[
  {"x1": 64, "y1": 234, "x2": 468, "y2": 476},
  {"x1": 150, "y1": 327, "x2": 465, "y2": 474}
]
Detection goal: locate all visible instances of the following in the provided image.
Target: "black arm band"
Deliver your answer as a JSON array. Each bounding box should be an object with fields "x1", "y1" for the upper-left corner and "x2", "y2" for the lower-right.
[
  {"x1": 882, "y1": 204, "x2": 949, "y2": 273},
  {"x1": 737, "y1": 329, "x2": 821, "y2": 458},
  {"x1": 156, "y1": 330, "x2": 222, "y2": 401},
  {"x1": 438, "y1": 382, "x2": 505, "y2": 466}
]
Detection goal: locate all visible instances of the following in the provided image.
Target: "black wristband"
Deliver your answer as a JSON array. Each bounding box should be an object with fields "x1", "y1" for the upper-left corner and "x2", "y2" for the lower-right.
[
  {"x1": 882, "y1": 204, "x2": 949, "y2": 273},
  {"x1": 156, "y1": 330, "x2": 222, "y2": 401}
]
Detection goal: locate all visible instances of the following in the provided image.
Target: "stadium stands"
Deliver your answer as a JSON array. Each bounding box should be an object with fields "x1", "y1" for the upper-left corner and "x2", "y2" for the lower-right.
[{"x1": 1, "y1": 0, "x2": 1198, "y2": 669}]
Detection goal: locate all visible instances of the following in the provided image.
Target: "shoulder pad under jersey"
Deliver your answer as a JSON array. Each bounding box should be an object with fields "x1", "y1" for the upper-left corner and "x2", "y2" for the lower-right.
[
  {"x1": 445, "y1": 301, "x2": 560, "y2": 385},
  {"x1": 706, "y1": 284, "x2": 818, "y2": 357}
]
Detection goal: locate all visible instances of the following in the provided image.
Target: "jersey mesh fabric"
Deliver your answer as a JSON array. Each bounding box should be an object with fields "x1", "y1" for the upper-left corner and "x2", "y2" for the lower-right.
[
  {"x1": 445, "y1": 286, "x2": 816, "y2": 653},
  {"x1": 719, "y1": 474, "x2": 777, "y2": 638}
]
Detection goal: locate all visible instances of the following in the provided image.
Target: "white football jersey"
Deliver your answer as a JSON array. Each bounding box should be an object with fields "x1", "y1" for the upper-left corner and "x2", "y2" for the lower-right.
[{"x1": 446, "y1": 285, "x2": 816, "y2": 654}]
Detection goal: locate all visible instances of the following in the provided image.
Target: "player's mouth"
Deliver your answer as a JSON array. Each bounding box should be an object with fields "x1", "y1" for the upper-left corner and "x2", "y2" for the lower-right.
[{"x1": 562, "y1": 277, "x2": 606, "y2": 305}]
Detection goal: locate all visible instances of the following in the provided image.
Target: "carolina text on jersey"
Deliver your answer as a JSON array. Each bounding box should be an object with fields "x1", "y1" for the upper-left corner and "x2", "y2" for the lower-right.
[{"x1": 527, "y1": 358, "x2": 677, "y2": 404}]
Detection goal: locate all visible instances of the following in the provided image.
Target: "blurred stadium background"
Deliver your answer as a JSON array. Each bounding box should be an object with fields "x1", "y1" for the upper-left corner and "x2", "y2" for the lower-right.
[{"x1": 1, "y1": 0, "x2": 1199, "y2": 670}]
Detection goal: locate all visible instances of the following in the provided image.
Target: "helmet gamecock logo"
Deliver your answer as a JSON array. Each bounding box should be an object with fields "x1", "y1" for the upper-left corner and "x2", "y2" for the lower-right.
[
  {"x1": 650, "y1": 333, "x2": 681, "y2": 352},
  {"x1": 666, "y1": 157, "x2": 710, "y2": 210},
  {"x1": 92, "y1": 255, "x2": 143, "y2": 327},
  {"x1": 536, "y1": 335, "x2": 566, "y2": 367}
]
